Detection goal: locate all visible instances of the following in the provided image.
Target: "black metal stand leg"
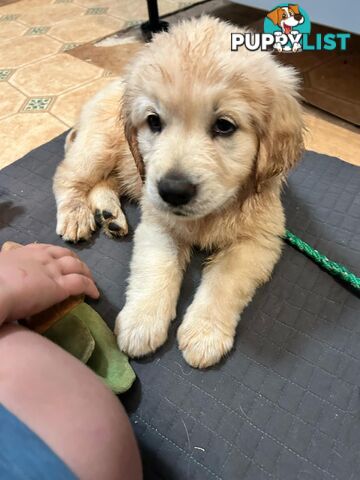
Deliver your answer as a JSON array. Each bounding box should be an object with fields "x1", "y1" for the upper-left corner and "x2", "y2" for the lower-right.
[{"x1": 141, "y1": 0, "x2": 169, "y2": 42}]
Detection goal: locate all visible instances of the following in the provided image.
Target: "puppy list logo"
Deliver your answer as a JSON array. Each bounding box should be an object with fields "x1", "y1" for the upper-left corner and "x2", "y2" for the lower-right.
[{"x1": 231, "y1": 3, "x2": 351, "y2": 53}]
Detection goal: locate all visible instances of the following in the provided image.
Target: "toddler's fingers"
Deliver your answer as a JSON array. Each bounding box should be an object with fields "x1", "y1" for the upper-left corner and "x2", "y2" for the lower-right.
[
  {"x1": 25, "y1": 243, "x2": 57, "y2": 251},
  {"x1": 45, "y1": 245, "x2": 78, "y2": 260},
  {"x1": 58, "y1": 274, "x2": 100, "y2": 299},
  {"x1": 56, "y1": 256, "x2": 93, "y2": 280},
  {"x1": 24, "y1": 244, "x2": 77, "y2": 264}
]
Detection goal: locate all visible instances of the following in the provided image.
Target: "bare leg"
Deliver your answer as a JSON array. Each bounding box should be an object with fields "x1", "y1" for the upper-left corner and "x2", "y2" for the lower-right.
[
  {"x1": 115, "y1": 220, "x2": 189, "y2": 357},
  {"x1": 0, "y1": 324, "x2": 142, "y2": 480},
  {"x1": 177, "y1": 237, "x2": 282, "y2": 368}
]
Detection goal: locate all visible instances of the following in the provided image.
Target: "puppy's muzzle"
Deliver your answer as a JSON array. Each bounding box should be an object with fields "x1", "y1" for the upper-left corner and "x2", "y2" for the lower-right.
[{"x1": 158, "y1": 172, "x2": 197, "y2": 207}]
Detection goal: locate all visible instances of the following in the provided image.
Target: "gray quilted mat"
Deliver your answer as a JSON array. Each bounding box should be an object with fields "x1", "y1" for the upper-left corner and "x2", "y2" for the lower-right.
[{"x1": 0, "y1": 133, "x2": 359, "y2": 480}]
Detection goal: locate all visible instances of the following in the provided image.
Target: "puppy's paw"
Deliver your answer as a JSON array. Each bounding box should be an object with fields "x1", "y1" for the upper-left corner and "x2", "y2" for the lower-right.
[
  {"x1": 95, "y1": 208, "x2": 128, "y2": 239},
  {"x1": 91, "y1": 192, "x2": 128, "y2": 239},
  {"x1": 56, "y1": 203, "x2": 96, "y2": 243},
  {"x1": 177, "y1": 313, "x2": 235, "y2": 368},
  {"x1": 115, "y1": 307, "x2": 169, "y2": 357}
]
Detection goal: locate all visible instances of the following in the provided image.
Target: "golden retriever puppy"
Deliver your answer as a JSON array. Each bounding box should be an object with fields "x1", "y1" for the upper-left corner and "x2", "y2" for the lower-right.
[{"x1": 53, "y1": 16, "x2": 304, "y2": 368}]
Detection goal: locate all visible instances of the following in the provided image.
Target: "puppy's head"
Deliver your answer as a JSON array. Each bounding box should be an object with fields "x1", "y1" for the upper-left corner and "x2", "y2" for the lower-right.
[
  {"x1": 267, "y1": 5, "x2": 304, "y2": 32},
  {"x1": 122, "y1": 16, "x2": 304, "y2": 219}
]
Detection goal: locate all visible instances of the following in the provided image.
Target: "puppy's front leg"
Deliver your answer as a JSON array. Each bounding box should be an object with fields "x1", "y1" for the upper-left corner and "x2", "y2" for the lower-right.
[
  {"x1": 178, "y1": 237, "x2": 282, "y2": 368},
  {"x1": 115, "y1": 221, "x2": 189, "y2": 357}
]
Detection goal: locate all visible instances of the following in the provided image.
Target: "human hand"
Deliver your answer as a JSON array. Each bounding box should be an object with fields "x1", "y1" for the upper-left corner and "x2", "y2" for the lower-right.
[{"x1": 0, "y1": 243, "x2": 99, "y2": 324}]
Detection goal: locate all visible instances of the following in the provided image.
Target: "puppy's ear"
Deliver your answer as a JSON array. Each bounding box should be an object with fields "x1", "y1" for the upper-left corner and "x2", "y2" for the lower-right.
[
  {"x1": 289, "y1": 4, "x2": 300, "y2": 14},
  {"x1": 266, "y1": 8, "x2": 281, "y2": 25},
  {"x1": 125, "y1": 123, "x2": 145, "y2": 181},
  {"x1": 64, "y1": 127, "x2": 77, "y2": 153},
  {"x1": 121, "y1": 102, "x2": 145, "y2": 181},
  {"x1": 255, "y1": 90, "x2": 304, "y2": 192}
]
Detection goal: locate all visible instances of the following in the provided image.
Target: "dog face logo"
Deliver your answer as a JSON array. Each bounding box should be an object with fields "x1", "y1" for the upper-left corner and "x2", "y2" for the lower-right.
[
  {"x1": 264, "y1": 3, "x2": 310, "y2": 52},
  {"x1": 267, "y1": 5, "x2": 304, "y2": 35},
  {"x1": 232, "y1": 5, "x2": 350, "y2": 53}
]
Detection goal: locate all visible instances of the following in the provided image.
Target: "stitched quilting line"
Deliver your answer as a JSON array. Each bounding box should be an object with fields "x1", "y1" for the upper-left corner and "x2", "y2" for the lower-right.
[
  {"x1": 133, "y1": 413, "x2": 223, "y2": 480},
  {"x1": 155, "y1": 358, "x2": 267, "y2": 477},
  {"x1": 230, "y1": 363, "x2": 296, "y2": 480},
  {"x1": 273, "y1": 314, "x2": 359, "y2": 366},
  {"x1": 297, "y1": 191, "x2": 359, "y2": 220},
  {"x1": 273, "y1": 282, "x2": 357, "y2": 338},
  {"x1": 315, "y1": 338, "x2": 360, "y2": 397},
  {"x1": 241, "y1": 324, "x2": 357, "y2": 411},
  {"x1": 136, "y1": 400, "x2": 226, "y2": 478},
  {"x1": 218, "y1": 354, "x2": 270, "y2": 474},
  {"x1": 161, "y1": 363, "x2": 338, "y2": 479},
  {"x1": 246, "y1": 289, "x2": 359, "y2": 369},
  {"x1": 311, "y1": 348, "x2": 350, "y2": 442},
  {"x1": 247, "y1": 345, "x2": 338, "y2": 480},
  {"x1": 272, "y1": 364, "x2": 333, "y2": 480},
  {"x1": 134, "y1": 394, "x2": 191, "y2": 470},
  {"x1": 228, "y1": 329, "x2": 355, "y2": 435},
  {"x1": 299, "y1": 300, "x2": 354, "y2": 335},
  {"x1": 141, "y1": 382, "x2": 275, "y2": 479},
  {"x1": 221, "y1": 365, "x2": 346, "y2": 447},
  {"x1": 231, "y1": 344, "x2": 357, "y2": 418}
]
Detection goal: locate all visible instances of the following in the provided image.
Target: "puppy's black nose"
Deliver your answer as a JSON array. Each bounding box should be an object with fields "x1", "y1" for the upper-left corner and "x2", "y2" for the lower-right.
[
  {"x1": 294, "y1": 14, "x2": 302, "y2": 21},
  {"x1": 158, "y1": 172, "x2": 196, "y2": 206}
]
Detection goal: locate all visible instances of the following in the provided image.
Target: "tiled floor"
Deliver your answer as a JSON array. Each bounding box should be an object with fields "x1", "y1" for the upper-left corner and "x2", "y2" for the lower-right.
[
  {"x1": 0, "y1": 0, "x2": 359, "y2": 169},
  {"x1": 0, "y1": 0, "x2": 189, "y2": 168}
]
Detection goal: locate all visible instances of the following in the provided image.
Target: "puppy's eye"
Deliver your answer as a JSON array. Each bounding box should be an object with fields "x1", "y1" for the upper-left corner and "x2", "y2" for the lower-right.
[
  {"x1": 213, "y1": 118, "x2": 237, "y2": 137},
  {"x1": 282, "y1": 13, "x2": 287, "y2": 18},
  {"x1": 147, "y1": 114, "x2": 162, "y2": 133}
]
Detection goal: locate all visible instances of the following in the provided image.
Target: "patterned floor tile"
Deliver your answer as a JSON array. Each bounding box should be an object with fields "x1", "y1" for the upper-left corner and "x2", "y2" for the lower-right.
[
  {"x1": 61, "y1": 42, "x2": 81, "y2": 52},
  {"x1": 0, "y1": 0, "x2": 194, "y2": 168},
  {"x1": 108, "y1": 0, "x2": 179, "y2": 21},
  {"x1": 0, "y1": 36, "x2": 61, "y2": 68},
  {"x1": 49, "y1": 15, "x2": 125, "y2": 43},
  {"x1": 19, "y1": 4, "x2": 85, "y2": 26},
  {"x1": 51, "y1": 76, "x2": 114, "y2": 125},
  {"x1": 0, "y1": 14, "x2": 19, "y2": 21},
  {"x1": 85, "y1": 7, "x2": 108, "y2": 15},
  {"x1": 74, "y1": 0, "x2": 115, "y2": 6},
  {"x1": 0, "y1": 20, "x2": 27, "y2": 39},
  {"x1": 124, "y1": 19, "x2": 142, "y2": 28},
  {"x1": 0, "y1": 112, "x2": 66, "y2": 169},
  {"x1": 176, "y1": 0, "x2": 196, "y2": 8},
  {"x1": 25, "y1": 26, "x2": 50, "y2": 35},
  {"x1": 102, "y1": 69, "x2": 115, "y2": 77},
  {"x1": 22, "y1": 96, "x2": 53, "y2": 112},
  {"x1": 11, "y1": 53, "x2": 102, "y2": 96},
  {"x1": 0, "y1": 69, "x2": 14, "y2": 81},
  {"x1": 0, "y1": 82, "x2": 26, "y2": 120},
  {"x1": 0, "y1": 0, "x2": 54, "y2": 15}
]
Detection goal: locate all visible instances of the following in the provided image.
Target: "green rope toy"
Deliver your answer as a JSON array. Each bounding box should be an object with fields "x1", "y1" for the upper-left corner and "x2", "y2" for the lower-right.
[{"x1": 284, "y1": 230, "x2": 360, "y2": 292}]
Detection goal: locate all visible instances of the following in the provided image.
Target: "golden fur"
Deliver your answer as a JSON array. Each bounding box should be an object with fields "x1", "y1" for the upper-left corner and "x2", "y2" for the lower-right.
[{"x1": 53, "y1": 16, "x2": 304, "y2": 368}]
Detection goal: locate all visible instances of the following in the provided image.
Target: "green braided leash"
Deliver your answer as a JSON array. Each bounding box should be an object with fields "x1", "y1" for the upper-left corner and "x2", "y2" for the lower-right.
[{"x1": 284, "y1": 230, "x2": 360, "y2": 291}]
